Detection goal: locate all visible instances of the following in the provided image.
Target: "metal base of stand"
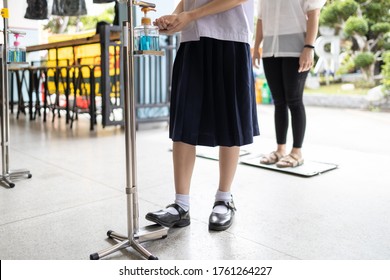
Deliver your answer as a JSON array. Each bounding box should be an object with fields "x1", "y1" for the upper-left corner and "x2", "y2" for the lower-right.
[
  {"x1": 0, "y1": 169, "x2": 32, "y2": 188},
  {"x1": 90, "y1": 225, "x2": 168, "y2": 260}
]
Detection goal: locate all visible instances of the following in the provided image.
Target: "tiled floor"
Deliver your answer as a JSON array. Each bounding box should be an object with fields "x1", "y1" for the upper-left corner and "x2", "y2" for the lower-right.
[{"x1": 1, "y1": 105, "x2": 390, "y2": 260}]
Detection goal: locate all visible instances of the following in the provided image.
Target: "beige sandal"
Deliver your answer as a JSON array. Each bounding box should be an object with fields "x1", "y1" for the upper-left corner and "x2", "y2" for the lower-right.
[
  {"x1": 276, "y1": 154, "x2": 304, "y2": 168},
  {"x1": 260, "y1": 151, "x2": 284, "y2": 165}
]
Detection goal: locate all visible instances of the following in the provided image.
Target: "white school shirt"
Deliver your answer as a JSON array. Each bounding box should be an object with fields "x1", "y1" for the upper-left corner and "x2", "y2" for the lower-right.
[
  {"x1": 180, "y1": 0, "x2": 254, "y2": 44},
  {"x1": 258, "y1": 0, "x2": 326, "y2": 57}
]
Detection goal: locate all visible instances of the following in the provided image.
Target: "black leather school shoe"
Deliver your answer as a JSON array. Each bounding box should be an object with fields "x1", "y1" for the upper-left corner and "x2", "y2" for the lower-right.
[
  {"x1": 208, "y1": 200, "x2": 236, "y2": 231},
  {"x1": 145, "y1": 203, "x2": 190, "y2": 228}
]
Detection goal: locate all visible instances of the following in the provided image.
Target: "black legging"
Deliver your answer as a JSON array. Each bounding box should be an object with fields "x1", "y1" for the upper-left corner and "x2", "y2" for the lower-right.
[{"x1": 262, "y1": 57, "x2": 309, "y2": 148}]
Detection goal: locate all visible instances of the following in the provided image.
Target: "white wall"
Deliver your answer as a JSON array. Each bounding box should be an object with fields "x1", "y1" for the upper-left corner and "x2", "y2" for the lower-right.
[
  {"x1": 153, "y1": 0, "x2": 176, "y2": 18},
  {"x1": 134, "y1": 0, "x2": 176, "y2": 23},
  {"x1": 1, "y1": 0, "x2": 42, "y2": 30},
  {"x1": 0, "y1": 0, "x2": 42, "y2": 56}
]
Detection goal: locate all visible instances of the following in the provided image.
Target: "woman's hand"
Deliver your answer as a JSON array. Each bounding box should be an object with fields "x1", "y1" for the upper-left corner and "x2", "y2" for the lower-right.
[
  {"x1": 153, "y1": 12, "x2": 192, "y2": 35},
  {"x1": 298, "y1": 48, "x2": 314, "y2": 73},
  {"x1": 252, "y1": 48, "x2": 262, "y2": 69},
  {"x1": 153, "y1": 15, "x2": 177, "y2": 34}
]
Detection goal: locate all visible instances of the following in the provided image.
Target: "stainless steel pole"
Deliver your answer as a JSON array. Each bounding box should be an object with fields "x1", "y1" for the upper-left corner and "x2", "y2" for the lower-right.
[
  {"x1": 90, "y1": 0, "x2": 168, "y2": 260},
  {"x1": 1, "y1": 0, "x2": 10, "y2": 176},
  {"x1": 0, "y1": 0, "x2": 31, "y2": 188},
  {"x1": 124, "y1": 0, "x2": 140, "y2": 240}
]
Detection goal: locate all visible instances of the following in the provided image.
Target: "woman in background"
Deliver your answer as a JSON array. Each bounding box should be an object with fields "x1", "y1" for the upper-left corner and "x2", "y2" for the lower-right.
[{"x1": 253, "y1": 0, "x2": 326, "y2": 168}]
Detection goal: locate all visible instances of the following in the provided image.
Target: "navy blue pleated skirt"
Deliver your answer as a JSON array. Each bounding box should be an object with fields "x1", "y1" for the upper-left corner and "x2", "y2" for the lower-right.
[{"x1": 169, "y1": 37, "x2": 260, "y2": 147}]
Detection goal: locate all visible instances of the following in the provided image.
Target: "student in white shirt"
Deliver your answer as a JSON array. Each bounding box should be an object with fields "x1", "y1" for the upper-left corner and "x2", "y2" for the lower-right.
[
  {"x1": 253, "y1": 0, "x2": 326, "y2": 168},
  {"x1": 145, "y1": 0, "x2": 259, "y2": 231}
]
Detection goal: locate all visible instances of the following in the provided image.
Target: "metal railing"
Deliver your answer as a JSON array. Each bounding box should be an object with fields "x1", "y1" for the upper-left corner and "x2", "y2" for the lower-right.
[{"x1": 9, "y1": 31, "x2": 179, "y2": 130}]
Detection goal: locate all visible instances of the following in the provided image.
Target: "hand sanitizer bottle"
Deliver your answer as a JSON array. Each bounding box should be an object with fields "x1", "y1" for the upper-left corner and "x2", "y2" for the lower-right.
[
  {"x1": 8, "y1": 33, "x2": 26, "y2": 63},
  {"x1": 134, "y1": 7, "x2": 159, "y2": 51}
]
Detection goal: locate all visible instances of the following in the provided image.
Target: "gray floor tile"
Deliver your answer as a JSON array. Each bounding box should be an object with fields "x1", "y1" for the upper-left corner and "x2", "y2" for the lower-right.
[{"x1": 1, "y1": 105, "x2": 390, "y2": 260}]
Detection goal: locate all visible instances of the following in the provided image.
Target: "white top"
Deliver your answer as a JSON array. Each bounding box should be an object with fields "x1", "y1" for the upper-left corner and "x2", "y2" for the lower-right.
[
  {"x1": 258, "y1": 0, "x2": 326, "y2": 57},
  {"x1": 181, "y1": 0, "x2": 254, "y2": 44}
]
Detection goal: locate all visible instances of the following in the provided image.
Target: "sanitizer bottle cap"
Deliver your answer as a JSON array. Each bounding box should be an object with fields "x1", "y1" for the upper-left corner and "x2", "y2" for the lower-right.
[{"x1": 140, "y1": 7, "x2": 156, "y2": 26}]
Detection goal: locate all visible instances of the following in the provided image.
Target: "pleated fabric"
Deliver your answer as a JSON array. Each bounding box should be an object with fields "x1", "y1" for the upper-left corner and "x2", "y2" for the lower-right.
[{"x1": 169, "y1": 37, "x2": 260, "y2": 147}]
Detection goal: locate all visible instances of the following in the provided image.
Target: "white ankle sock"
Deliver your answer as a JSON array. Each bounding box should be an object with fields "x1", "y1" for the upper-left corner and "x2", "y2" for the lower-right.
[
  {"x1": 213, "y1": 190, "x2": 232, "y2": 214},
  {"x1": 166, "y1": 194, "x2": 190, "y2": 215}
]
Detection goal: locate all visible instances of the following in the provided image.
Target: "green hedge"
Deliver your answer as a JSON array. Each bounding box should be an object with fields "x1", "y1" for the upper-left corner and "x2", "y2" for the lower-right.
[{"x1": 382, "y1": 51, "x2": 390, "y2": 91}]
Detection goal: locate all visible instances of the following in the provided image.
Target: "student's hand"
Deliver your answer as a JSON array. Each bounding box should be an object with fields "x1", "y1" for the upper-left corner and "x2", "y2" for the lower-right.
[
  {"x1": 298, "y1": 48, "x2": 314, "y2": 72},
  {"x1": 153, "y1": 15, "x2": 177, "y2": 34},
  {"x1": 163, "y1": 12, "x2": 192, "y2": 34},
  {"x1": 252, "y1": 49, "x2": 262, "y2": 69}
]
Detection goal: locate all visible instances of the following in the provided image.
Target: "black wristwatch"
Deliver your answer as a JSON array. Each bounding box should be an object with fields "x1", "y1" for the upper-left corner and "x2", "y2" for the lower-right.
[{"x1": 304, "y1": 44, "x2": 315, "y2": 49}]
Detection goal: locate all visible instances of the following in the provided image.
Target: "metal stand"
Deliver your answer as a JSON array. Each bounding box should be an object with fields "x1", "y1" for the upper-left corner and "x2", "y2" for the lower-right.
[
  {"x1": 90, "y1": 0, "x2": 167, "y2": 260},
  {"x1": 0, "y1": 1, "x2": 31, "y2": 188}
]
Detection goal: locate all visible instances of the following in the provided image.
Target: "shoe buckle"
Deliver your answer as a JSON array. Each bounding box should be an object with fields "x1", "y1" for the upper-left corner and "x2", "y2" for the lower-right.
[{"x1": 226, "y1": 201, "x2": 236, "y2": 211}]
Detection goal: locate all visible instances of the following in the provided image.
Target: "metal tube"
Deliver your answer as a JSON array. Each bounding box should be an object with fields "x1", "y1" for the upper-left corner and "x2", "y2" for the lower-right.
[
  {"x1": 1, "y1": 0, "x2": 10, "y2": 175},
  {"x1": 122, "y1": 21, "x2": 135, "y2": 240},
  {"x1": 123, "y1": 0, "x2": 140, "y2": 239},
  {"x1": 0, "y1": 51, "x2": 7, "y2": 175},
  {"x1": 129, "y1": 0, "x2": 140, "y2": 233},
  {"x1": 95, "y1": 239, "x2": 130, "y2": 259},
  {"x1": 134, "y1": 1, "x2": 155, "y2": 8}
]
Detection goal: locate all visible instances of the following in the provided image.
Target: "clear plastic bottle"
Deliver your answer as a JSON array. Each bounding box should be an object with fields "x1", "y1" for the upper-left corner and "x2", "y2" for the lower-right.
[
  {"x1": 8, "y1": 33, "x2": 26, "y2": 63},
  {"x1": 134, "y1": 7, "x2": 160, "y2": 51}
]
